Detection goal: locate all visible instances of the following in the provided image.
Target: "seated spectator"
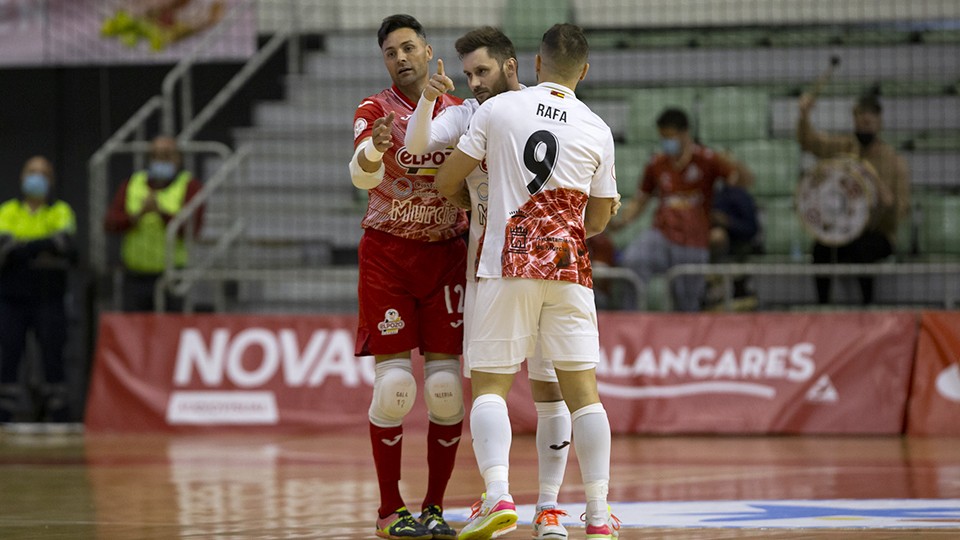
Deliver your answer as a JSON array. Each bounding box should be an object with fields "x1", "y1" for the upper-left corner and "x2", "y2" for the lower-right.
[
  {"x1": 0, "y1": 156, "x2": 77, "y2": 423},
  {"x1": 705, "y1": 180, "x2": 761, "y2": 310},
  {"x1": 103, "y1": 135, "x2": 204, "y2": 311},
  {"x1": 610, "y1": 108, "x2": 753, "y2": 311}
]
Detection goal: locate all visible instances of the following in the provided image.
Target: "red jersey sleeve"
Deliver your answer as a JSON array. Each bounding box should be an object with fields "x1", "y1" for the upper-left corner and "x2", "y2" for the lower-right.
[
  {"x1": 353, "y1": 98, "x2": 386, "y2": 149},
  {"x1": 639, "y1": 159, "x2": 659, "y2": 195}
]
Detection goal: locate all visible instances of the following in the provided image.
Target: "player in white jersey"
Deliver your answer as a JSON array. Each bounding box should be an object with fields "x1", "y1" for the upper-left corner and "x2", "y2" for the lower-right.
[
  {"x1": 404, "y1": 27, "x2": 577, "y2": 540},
  {"x1": 436, "y1": 24, "x2": 620, "y2": 540}
]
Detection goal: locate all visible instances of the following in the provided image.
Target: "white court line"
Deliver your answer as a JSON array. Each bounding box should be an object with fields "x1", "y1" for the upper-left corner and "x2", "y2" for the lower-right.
[{"x1": 445, "y1": 500, "x2": 960, "y2": 529}]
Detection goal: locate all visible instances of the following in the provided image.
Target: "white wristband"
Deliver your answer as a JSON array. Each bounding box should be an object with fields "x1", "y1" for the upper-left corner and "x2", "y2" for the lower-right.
[{"x1": 363, "y1": 140, "x2": 384, "y2": 162}]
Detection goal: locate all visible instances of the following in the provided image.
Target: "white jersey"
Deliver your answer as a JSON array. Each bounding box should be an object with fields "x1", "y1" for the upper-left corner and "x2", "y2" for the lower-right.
[
  {"x1": 407, "y1": 98, "x2": 488, "y2": 280},
  {"x1": 456, "y1": 82, "x2": 618, "y2": 288}
]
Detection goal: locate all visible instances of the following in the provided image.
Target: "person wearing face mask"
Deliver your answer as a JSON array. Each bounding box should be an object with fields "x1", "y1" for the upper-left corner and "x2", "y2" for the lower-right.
[
  {"x1": 797, "y1": 93, "x2": 911, "y2": 305},
  {"x1": 0, "y1": 156, "x2": 78, "y2": 423},
  {"x1": 610, "y1": 108, "x2": 753, "y2": 312},
  {"x1": 103, "y1": 135, "x2": 204, "y2": 311}
]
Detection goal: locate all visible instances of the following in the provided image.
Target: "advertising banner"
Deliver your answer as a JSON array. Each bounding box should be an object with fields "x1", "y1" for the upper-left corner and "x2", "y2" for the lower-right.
[
  {"x1": 906, "y1": 311, "x2": 960, "y2": 435},
  {"x1": 86, "y1": 311, "x2": 918, "y2": 434},
  {"x1": 0, "y1": 0, "x2": 255, "y2": 67},
  {"x1": 596, "y1": 311, "x2": 917, "y2": 434},
  {"x1": 86, "y1": 313, "x2": 541, "y2": 433}
]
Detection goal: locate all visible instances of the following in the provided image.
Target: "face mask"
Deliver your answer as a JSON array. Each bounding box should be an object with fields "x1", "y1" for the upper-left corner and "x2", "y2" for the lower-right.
[
  {"x1": 660, "y1": 138, "x2": 682, "y2": 157},
  {"x1": 149, "y1": 160, "x2": 177, "y2": 181},
  {"x1": 855, "y1": 131, "x2": 876, "y2": 147},
  {"x1": 22, "y1": 173, "x2": 50, "y2": 198}
]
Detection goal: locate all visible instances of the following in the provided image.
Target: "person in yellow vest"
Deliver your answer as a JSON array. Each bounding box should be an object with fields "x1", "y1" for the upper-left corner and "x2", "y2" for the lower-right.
[
  {"x1": 103, "y1": 135, "x2": 204, "y2": 311},
  {"x1": 0, "y1": 156, "x2": 78, "y2": 423}
]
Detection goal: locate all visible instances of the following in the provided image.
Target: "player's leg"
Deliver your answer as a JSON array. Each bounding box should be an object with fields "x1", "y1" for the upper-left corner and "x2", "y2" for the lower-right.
[
  {"x1": 416, "y1": 237, "x2": 467, "y2": 539},
  {"x1": 418, "y1": 354, "x2": 463, "y2": 540},
  {"x1": 528, "y1": 354, "x2": 572, "y2": 540},
  {"x1": 540, "y1": 282, "x2": 618, "y2": 539},
  {"x1": 356, "y1": 231, "x2": 432, "y2": 539},
  {"x1": 459, "y1": 370, "x2": 520, "y2": 540},
  {"x1": 459, "y1": 278, "x2": 537, "y2": 539}
]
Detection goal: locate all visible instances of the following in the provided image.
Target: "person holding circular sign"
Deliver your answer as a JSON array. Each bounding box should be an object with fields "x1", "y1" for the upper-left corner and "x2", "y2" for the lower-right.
[{"x1": 797, "y1": 93, "x2": 911, "y2": 305}]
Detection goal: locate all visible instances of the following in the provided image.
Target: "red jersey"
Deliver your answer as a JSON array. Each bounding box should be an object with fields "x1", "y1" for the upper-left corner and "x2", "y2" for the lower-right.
[
  {"x1": 639, "y1": 145, "x2": 735, "y2": 248},
  {"x1": 353, "y1": 86, "x2": 468, "y2": 242}
]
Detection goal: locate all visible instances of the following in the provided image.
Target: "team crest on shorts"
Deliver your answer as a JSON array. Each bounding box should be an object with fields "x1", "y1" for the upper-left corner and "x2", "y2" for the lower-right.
[{"x1": 378, "y1": 308, "x2": 405, "y2": 335}]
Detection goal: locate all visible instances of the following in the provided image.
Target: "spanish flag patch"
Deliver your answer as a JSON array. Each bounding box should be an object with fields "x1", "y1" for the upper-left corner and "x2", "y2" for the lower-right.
[{"x1": 550, "y1": 90, "x2": 565, "y2": 98}]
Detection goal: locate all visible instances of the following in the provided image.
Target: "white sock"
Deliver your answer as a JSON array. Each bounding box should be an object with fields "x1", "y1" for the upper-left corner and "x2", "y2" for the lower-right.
[
  {"x1": 471, "y1": 394, "x2": 512, "y2": 500},
  {"x1": 535, "y1": 400, "x2": 571, "y2": 509},
  {"x1": 571, "y1": 403, "x2": 611, "y2": 525}
]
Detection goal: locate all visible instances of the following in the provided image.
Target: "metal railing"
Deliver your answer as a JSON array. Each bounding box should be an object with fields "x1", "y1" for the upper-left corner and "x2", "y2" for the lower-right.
[
  {"x1": 88, "y1": 1, "x2": 305, "y2": 312},
  {"x1": 666, "y1": 262, "x2": 960, "y2": 311},
  {"x1": 155, "y1": 145, "x2": 252, "y2": 312}
]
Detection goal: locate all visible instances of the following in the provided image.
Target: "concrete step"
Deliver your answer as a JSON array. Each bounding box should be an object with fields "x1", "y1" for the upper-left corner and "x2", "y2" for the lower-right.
[
  {"x1": 201, "y1": 211, "x2": 364, "y2": 246},
  {"x1": 204, "y1": 154, "x2": 353, "y2": 187},
  {"x1": 771, "y1": 95, "x2": 960, "y2": 137}
]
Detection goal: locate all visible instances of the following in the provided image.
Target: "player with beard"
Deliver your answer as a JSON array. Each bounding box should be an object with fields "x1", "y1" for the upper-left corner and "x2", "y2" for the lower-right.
[
  {"x1": 405, "y1": 26, "x2": 582, "y2": 540},
  {"x1": 436, "y1": 23, "x2": 620, "y2": 540}
]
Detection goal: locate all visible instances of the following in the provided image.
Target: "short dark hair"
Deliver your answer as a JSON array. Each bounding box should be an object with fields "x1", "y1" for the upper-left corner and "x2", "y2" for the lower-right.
[
  {"x1": 539, "y1": 23, "x2": 588, "y2": 79},
  {"x1": 854, "y1": 94, "x2": 883, "y2": 115},
  {"x1": 377, "y1": 14, "x2": 426, "y2": 48},
  {"x1": 455, "y1": 26, "x2": 516, "y2": 66},
  {"x1": 656, "y1": 108, "x2": 690, "y2": 131}
]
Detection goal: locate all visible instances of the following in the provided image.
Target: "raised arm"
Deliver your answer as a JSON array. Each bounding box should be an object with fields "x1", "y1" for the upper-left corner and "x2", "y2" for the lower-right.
[{"x1": 405, "y1": 59, "x2": 456, "y2": 155}]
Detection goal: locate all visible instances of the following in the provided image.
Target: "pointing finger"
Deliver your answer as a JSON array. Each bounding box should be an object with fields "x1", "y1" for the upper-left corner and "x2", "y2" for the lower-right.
[{"x1": 437, "y1": 59, "x2": 444, "y2": 77}]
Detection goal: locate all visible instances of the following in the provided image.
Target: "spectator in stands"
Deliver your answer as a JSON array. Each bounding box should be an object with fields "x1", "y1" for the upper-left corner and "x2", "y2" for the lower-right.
[
  {"x1": 610, "y1": 108, "x2": 753, "y2": 311},
  {"x1": 797, "y1": 93, "x2": 911, "y2": 305},
  {"x1": 705, "y1": 178, "x2": 761, "y2": 310},
  {"x1": 104, "y1": 135, "x2": 204, "y2": 311},
  {"x1": 0, "y1": 156, "x2": 77, "y2": 423}
]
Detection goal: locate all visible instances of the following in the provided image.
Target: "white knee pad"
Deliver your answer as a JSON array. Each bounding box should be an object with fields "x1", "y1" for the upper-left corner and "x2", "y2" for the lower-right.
[
  {"x1": 369, "y1": 359, "x2": 417, "y2": 427},
  {"x1": 424, "y1": 359, "x2": 464, "y2": 425}
]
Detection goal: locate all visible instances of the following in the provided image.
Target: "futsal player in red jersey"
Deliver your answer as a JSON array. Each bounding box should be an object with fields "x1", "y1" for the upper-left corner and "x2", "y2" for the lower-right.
[{"x1": 347, "y1": 13, "x2": 467, "y2": 540}]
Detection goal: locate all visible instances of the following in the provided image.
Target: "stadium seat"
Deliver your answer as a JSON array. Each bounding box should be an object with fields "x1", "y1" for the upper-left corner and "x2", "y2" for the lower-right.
[
  {"x1": 918, "y1": 194, "x2": 960, "y2": 257},
  {"x1": 501, "y1": 0, "x2": 572, "y2": 50},
  {"x1": 698, "y1": 87, "x2": 770, "y2": 143},
  {"x1": 626, "y1": 87, "x2": 699, "y2": 143},
  {"x1": 730, "y1": 139, "x2": 802, "y2": 197},
  {"x1": 645, "y1": 275, "x2": 669, "y2": 312},
  {"x1": 614, "y1": 144, "x2": 655, "y2": 198},
  {"x1": 756, "y1": 196, "x2": 811, "y2": 259}
]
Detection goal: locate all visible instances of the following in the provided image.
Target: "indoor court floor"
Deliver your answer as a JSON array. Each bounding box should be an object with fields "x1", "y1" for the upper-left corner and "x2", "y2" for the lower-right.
[{"x1": 1, "y1": 430, "x2": 959, "y2": 539}]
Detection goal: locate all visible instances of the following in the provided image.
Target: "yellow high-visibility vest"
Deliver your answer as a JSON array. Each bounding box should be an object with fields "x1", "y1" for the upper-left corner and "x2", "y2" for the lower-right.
[
  {"x1": 121, "y1": 170, "x2": 192, "y2": 273},
  {"x1": 0, "y1": 199, "x2": 76, "y2": 241}
]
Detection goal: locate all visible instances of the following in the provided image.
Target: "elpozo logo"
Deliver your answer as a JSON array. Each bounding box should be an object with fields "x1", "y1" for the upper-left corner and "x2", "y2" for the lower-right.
[
  {"x1": 396, "y1": 145, "x2": 451, "y2": 175},
  {"x1": 596, "y1": 343, "x2": 830, "y2": 400},
  {"x1": 377, "y1": 308, "x2": 405, "y2": 335}
]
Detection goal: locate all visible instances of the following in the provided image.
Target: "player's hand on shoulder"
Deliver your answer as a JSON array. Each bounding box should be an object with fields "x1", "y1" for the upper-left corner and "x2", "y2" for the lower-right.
[
  {"x1": 372, "y1": 111, "x2": 395, "y2": 152},
  {"x1": 423, "y1": 59, "x2": 455, "y2": 102}
]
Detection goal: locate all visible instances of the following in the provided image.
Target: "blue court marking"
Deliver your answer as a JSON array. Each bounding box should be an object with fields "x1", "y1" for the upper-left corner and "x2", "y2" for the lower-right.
[{"x1": 446, "y1": 500, "x2": 960, "y2": 529}]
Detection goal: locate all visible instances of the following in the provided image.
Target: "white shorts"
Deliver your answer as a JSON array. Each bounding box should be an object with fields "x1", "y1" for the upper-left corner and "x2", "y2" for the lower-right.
[
  {"x1": 467, "y1": 277, "x2": 599, "y2": 374},
  {"x1": 463, "y1": 280, "x2": 559, "y2": 381}
]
